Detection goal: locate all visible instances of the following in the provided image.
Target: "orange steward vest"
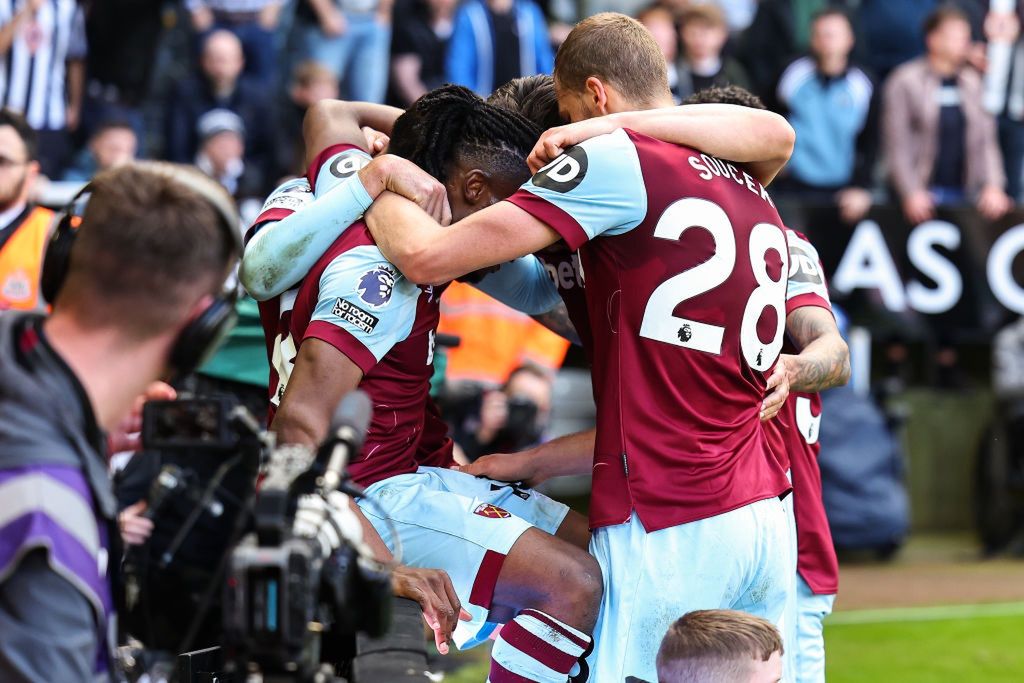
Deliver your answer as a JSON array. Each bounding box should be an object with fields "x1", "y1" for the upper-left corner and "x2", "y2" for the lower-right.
[{"x1": 0, "y1": 205, "x2": 54, "y2": 311}]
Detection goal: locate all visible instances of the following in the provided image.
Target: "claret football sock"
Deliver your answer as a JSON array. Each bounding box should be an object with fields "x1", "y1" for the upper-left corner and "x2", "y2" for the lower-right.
[{"x1": 487, "y1": 609, "x2": 591, "y2": 682}]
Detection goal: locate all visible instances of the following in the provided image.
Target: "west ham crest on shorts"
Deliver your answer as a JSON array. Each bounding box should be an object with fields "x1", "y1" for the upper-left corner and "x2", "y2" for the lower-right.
[{"x1": 474, "y1": 503, "x2": 511, "y2": 519}]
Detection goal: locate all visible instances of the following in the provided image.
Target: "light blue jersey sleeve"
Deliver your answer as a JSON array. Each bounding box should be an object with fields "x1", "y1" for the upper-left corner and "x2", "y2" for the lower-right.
[
  {"x1": 240, "y1": 170, "x2": 375, "y2": 301},
  {"x1": 306, "y1": 245, "x2": 421, "y2": 373},
  {"x1": 507, "y1": 128, "x2": 648, "y2": 250},
  {"x1": 310, "y1": 145, "x2": 373, "y2": 197},
  {"x1": 785, "y1": 229, "x2": 832, "y2": 309},
  {"x1": 473, "y1": 255, "x2": 561, "y2": 315}
]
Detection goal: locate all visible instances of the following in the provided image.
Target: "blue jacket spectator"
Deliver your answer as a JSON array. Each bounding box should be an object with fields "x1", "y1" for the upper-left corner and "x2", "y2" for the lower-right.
[
  {"x1": 777, "y1": 59, "x2": 875, "y2": 188},
  {"x1": 774, "y1": 8, "x2": 878, "y2": 222},
  {"x1": 739, "y1": 0, "x2": 860, "y2": 99},
  {"x1": 446, "y1": 0, "x2": 553, "y2": 96}
]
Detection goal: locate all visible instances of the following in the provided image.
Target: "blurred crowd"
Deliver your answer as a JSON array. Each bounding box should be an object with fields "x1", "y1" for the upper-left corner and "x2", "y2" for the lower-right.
[
  {"x1": 2, "y1": 0, "x2": 1024, "y2": 225},
  {"x1": 2, "y1": 0, "x2": 1023, "y2": 459}
]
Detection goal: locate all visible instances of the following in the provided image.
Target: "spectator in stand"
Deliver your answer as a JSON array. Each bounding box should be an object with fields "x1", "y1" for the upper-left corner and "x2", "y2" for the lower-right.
[
  {"x1": 883, "y1": 5, "x2": 1013, "y2": 225},
  {"x1": 276, "y1": 61, "x2": 339, "y2": 178},
  {"x1": 294, "y1": 0, "x2": 393, "y2": 103},
  {"x1": 446, "y1": 0, "x2": 554, "y2": 95},
  {"x1": 388, "y1": 0, "x2": 456, "y2": 107},
  {"x1": 676, "y1": 4, "x2": 749, "y2": 100},
  {"x1": 164, "y1": 30, "x2": 273, "y2": 191},
  {"x1": 774, "y1": 7, "x2": 878, "y2": 223},
  {"x1": 740, "y1": 0, "x2": 859, "y2": 99},
  {"x1": 656, "y1": 610, "x2": 784, "y2": 683},
  {"x1": 81, "y1": 0, "x2": 163, "y2": 145},
  {"x1": 195, "y1": 109, "x2": 263, "y2": 205},
  {"x1": 637, "y1": 5, "x2": 681, "y2": 102},
  {"x1": 982, "y1": 4, "x2": 1024, "y2": 202},
  {"x1": 62, "y1": 120, "x2": 138, "y2": 182},
  {"x1": 0, "y1": 110, "x2": 51, "y2": 311},
  {"x1": 0, "y1": 0, "x2": 86, "y2": 178},
  {"x1": 859, "y1": 0, "x2": 986, "y2": 83},
  {"x1": 713, "y1": 0, "x2": 758, "y2": 34},
  {"x1": 186, "y1": 0, "x2": 284, "y2": 85}
]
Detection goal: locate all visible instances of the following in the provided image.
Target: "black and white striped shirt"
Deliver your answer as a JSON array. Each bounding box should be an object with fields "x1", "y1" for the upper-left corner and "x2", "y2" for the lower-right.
[{"x1": 0, "y1": 0, "x2": 86, "y2": 131}]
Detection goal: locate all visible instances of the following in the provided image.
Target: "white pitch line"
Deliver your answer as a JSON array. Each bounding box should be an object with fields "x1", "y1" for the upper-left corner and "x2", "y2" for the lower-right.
[{"x1": 826, "y1": 601, "x2": 1024, "y2": 626}]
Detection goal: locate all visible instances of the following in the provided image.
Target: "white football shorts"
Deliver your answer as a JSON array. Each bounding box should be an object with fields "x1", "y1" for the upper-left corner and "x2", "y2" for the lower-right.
[
  {"x1": 587, "y1": 496, "x2": 791, "y2": 682},
  {"x1": 357, "y1": 466, "x2": 570, "y2": 649}
]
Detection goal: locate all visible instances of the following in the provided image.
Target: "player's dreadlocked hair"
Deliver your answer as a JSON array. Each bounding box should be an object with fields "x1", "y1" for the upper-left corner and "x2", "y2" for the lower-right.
[
  {"x1": 683, "y1": 84, "x2": 766, "y2": 110},
  {"x1": 389, "y1": 84, "x2": 542, "y2": 184},
  {"x1": 488, "y1": 75, "x2": 567, "y2": 131}
]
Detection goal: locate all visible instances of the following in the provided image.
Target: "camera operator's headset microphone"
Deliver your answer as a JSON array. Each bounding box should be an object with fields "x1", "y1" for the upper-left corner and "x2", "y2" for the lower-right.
[{"x1": 39, "y1": 161, "x2": 242, "y2": 379}]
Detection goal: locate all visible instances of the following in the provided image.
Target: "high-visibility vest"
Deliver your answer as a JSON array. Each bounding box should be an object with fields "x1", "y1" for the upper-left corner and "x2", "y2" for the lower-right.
[
  {"x1": 0, "y1": 205, "x2": 54, "y2": 311},
  {"x1": 437, "y1": 281, "x2": 570, "y2": 386}
]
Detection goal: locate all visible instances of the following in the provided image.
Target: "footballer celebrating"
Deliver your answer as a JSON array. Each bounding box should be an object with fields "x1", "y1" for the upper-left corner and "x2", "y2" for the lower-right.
[
  {"x1": 363, "y1": 14, "x2": 799, "y2": 681},
  {"x1": 247, "y1": 90, "x2": 604, "y2": 681}
]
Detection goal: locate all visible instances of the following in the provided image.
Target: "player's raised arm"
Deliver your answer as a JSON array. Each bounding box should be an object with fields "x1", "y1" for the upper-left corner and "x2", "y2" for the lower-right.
[
  {"x1": 302, "y1": 99, "x2": 403, "y2": 172},
  {"x1": 240, "y1": 155, "x2": 449, "y2": 300},
  {"x1": 365, "y1": 193, "x2": 560, "y2": 285},
  {"x1": 529, "y1": 102, "x2": 795, "y2": 185},
  {"x1": 367, "y1": 129, "x2": 647, "y2": 284}
]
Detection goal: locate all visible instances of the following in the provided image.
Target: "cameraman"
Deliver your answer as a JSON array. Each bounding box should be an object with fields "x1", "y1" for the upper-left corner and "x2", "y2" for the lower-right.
[
  {"x1": 452, "y1": 365, "x2": 553, "y2": 463},
  {"x1": 0, "y1": 163, "x2": 239, "y2": 682}
]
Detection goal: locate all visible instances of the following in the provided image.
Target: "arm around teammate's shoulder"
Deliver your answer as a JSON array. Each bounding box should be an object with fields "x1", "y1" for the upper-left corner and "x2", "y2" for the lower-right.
[
  {"x1": 528, "y1": 105, "x2": 795, "y2": 186},
  {"x1": 366, "y1": 193, "x2": 560, "y2": 285}
]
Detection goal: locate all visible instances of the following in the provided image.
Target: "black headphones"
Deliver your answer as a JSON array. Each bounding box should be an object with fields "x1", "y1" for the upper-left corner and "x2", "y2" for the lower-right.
[{"x1": 40, "y1": 161, "x2": 243, "y2": 379}]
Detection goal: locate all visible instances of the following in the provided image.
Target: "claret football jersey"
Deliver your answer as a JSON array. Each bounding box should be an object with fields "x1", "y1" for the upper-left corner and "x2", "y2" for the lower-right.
[
  {"x1": 264, "y1": 222, "x2": 454, "y2": 486},
  {"x1": 765, "y1": 228, "x2": 840, "y2": 596},
  {"x1": 248, "y1": 145, "x2": 454, "y2": 488},
  {"x1": 506, "y1": 129, "x2": 792, "y2": 532}
]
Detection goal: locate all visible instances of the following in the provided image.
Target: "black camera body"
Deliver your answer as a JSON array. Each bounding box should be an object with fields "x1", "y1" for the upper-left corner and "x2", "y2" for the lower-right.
[
  {"x1": 123, "y1": 393, "x2": 394, "y2": 683},
  {"x1": 218, "y1": 392, "x2": 392, "y2": 682},
  {"x1": 224, "y1": 535, "x2": 325, "y2": 677}
]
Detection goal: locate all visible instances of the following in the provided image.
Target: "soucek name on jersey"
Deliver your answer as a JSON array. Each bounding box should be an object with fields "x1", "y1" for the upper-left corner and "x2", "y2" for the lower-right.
[{"x1": 506, "y1": 128, "x2": 792, "y2": 531}]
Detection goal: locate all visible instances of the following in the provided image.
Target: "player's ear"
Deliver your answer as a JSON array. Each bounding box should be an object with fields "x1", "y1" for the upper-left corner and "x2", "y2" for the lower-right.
[
  {"x1": 584, "y1": 77, "x2": 609, "y2": 115},
  {"x1": 461, "y1": 168, "x2": 492, "y2": 206}
]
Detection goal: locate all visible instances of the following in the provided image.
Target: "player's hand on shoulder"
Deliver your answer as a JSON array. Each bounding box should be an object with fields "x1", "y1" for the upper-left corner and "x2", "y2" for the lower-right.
[
  {"x1": 528, "y1": 118, "x2": 617, "y2": 174},
  {"x1": 761, "y1": 356, "x2": 790, "y2": 422},
  {"x1": 361, "y1": 126, "x2": 389, "y2": 157},
  {"x1": 457, "y1": 451, "x2": 541, "y2": 487},
  {"x1": 391, "y1": 565, "x2": 471, "y2": 655},
  {"x1": 365, "y1": 154, "x2": 451, "y2": 225}
]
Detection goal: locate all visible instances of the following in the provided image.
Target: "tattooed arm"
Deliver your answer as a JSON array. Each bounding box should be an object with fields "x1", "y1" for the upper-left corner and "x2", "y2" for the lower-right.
[
  {"x1": 782, "y1": 306, "x2": 851, "y2": 393},
  {"x1": 532, "y1": 302, "x2": 581, "y2": 346}
]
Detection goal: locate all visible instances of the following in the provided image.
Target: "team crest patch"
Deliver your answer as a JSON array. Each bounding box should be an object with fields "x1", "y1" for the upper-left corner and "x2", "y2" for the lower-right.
[
  {"x1": 357, "y1": 266, "x2": 396, "y2": 308},
  {"x1": 474, "y1": 503, "x2": 511, "y2": 519}
]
